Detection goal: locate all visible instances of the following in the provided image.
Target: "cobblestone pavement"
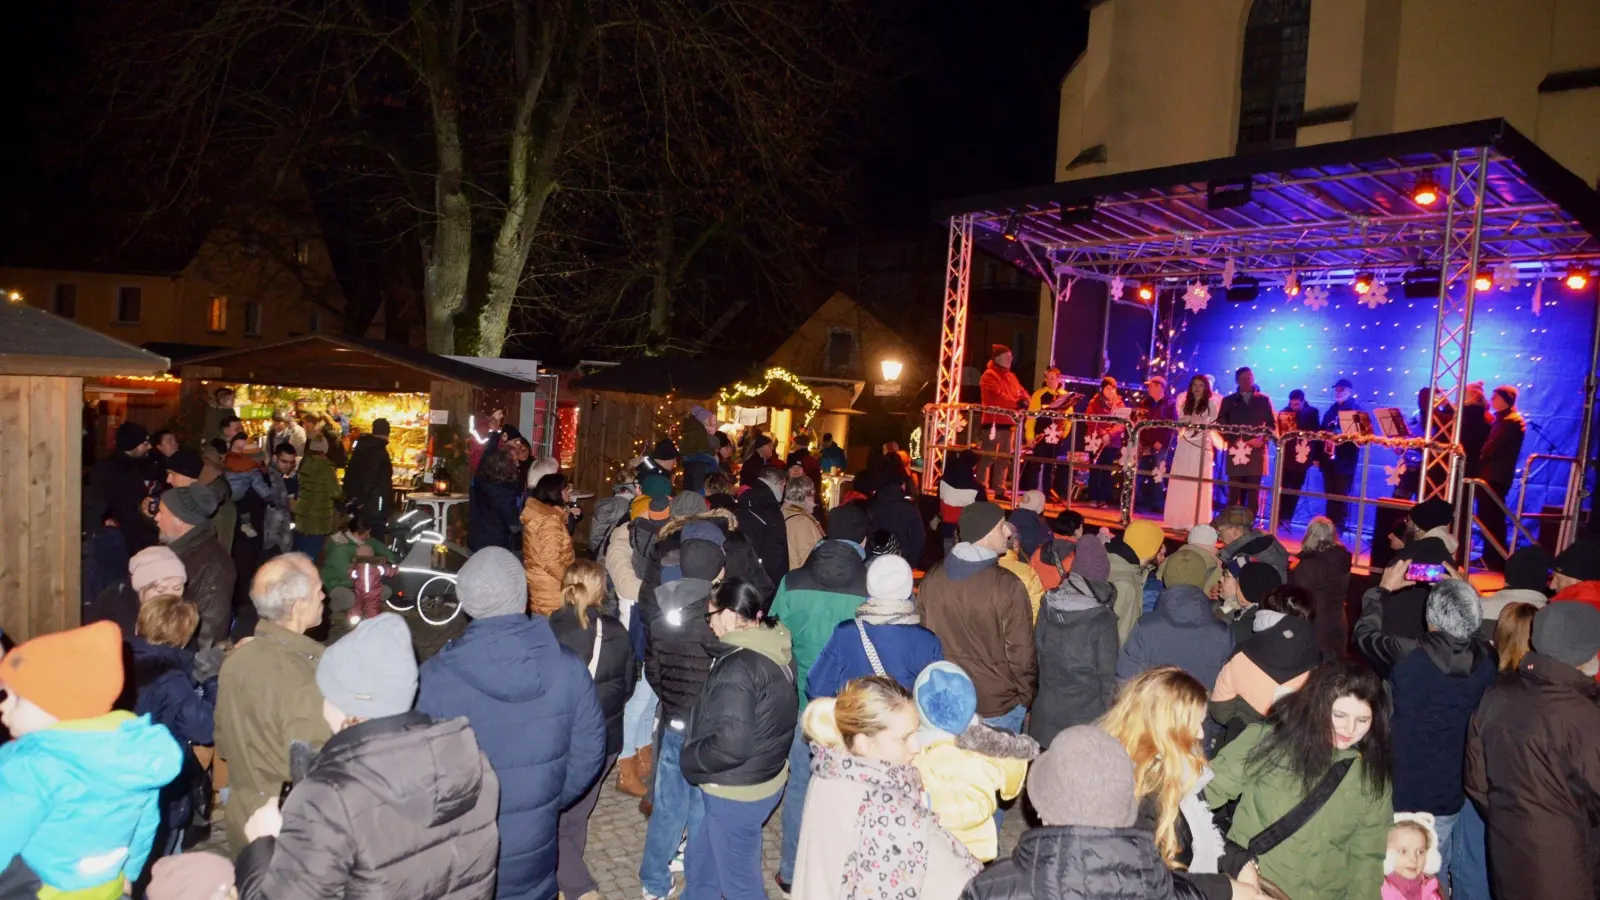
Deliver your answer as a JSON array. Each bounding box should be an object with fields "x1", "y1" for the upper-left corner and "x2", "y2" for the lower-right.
[{"x1": 199, "y1": 769, "x2": 1027, "y2": 900}]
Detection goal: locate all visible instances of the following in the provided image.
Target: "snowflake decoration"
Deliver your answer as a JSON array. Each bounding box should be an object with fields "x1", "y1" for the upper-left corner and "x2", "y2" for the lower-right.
[
  {"x1": 1040, "y1": 422, "x2": 1063, "y2": 444},
  {"x1": 1531, "y1": 277, "x2": 1543, "y2": 317},
  {"x1": 1492, "y1": 260, "x2": 1520, "y2": 292},
  {"x1": 1384, "y1": 460, "x2": 1407, "y2": 487},
  {"x1": 1357, "y1": 280, "x2": 1390, "y2": 310},
  {"x1": 1153, "y1": 458, "x2": 1168, "y2": 484},
  {"x1": 943, "y1": 414, "x2": 967, "y2": 443},
  {"x1": 1303, "y1": 285, "x2": 1330, "y2": 310},
  {"x1": 1229, "y1": 441, "x2": 1254, "y2": 467},
  {"x1": 1110, "y1": 276, "x2": 1125, "y2": 302},
  {"x1": 1183, "y1": 282, "x2": 1211, "y2": 313},
  {"x1": 1222, "y1": 257, "x2": 1237, "y2": 289},
  {"x1": 1084, "y1": 433, "x2": 1105, "y2": 457},
  {"x1": 1119, "y1": 445, "x2": 1138, "y2": 468},
  {"x1": 1294, "y1": 442, "x2": 1311, "y2": 465}
]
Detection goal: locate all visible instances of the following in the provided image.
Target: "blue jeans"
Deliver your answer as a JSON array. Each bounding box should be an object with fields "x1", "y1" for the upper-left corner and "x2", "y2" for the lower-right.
[
  {"x1": 778, "y1": 721, "x2": 812, "y2": 883},
  {"x1": 685, "y1": 791, "x2": 784, "y2": 900},
  {"x1": 981, "y1": 705, "x2": 1028, "y2": 829},
  {"x1": 639, "y1": 729, "x2": 704, "y2": 898},
  {"x1": 622, "y1": 675, "x2": 659, "y2": 756},
  {"x1": 1448, "y1": 799, "x2": 1491, "y2": 900},
  {"x1": 292, "y1": 532, "x2": 327, "y2": 563}
]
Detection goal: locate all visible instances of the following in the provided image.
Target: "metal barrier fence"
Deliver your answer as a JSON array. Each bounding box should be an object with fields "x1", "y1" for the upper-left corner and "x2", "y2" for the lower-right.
[{"x1": 922, "y1": 402, "x2": 1468, "y2": 568}]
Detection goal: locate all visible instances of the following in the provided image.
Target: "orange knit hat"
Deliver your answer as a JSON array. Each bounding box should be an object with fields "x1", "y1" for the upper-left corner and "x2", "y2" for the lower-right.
[{"x1": 0, "y1": 620, "x2": 125, "y2": 721}]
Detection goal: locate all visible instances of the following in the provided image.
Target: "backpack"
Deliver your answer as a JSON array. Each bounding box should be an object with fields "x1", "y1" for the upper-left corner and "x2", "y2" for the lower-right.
[
  {"x1": 589, "y1": 495, "x2": 632, "y2": 558},
  {"x1": 629, "y1": 516, "x2": 668, "y2": 581}
]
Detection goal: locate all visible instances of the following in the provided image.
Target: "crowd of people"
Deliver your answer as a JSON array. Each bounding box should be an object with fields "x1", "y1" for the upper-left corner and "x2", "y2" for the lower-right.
[{"x1": 4, "y1": 386, "x2": 1600, "y2": 900}]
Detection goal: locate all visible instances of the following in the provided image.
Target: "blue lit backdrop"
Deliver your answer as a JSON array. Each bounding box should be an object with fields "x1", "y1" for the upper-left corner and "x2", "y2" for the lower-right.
[{"x1": 1167, "y1": 278, "x2": 1597, "y2": 523}]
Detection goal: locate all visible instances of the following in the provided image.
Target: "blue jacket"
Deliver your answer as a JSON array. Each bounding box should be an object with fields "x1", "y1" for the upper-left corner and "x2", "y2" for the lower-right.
[
  {"x1": 1116, "y1": 585, "x2": 1235, "y2": 689},
  {"x1": 129, "y1": 638, "x2": 217, "y2": 746},
  {"x1": 819, "y1": 444, "x2": 847, "y2": 473},
  {"x1": 0, "y1": 711, "x2": 183, "y2": 892},
  {"x1": 806, "y1": 620, "x2": 944, "y2": 698},
  {"x1": 417, "y1": 614, "x2": 607, "y2": 900},
  {"x1": 468, "y1": 478, "x2": 523, "y2": 554}
]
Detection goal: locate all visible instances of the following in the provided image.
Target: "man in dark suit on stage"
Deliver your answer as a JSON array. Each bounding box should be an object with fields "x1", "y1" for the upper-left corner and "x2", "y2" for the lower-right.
[
  {"x1": 1216, "y1": 366, "x2": 1275, "y2": 516},
  {"x1": 1319, "y1": 378, "x2": 1364, "y2": 533}
]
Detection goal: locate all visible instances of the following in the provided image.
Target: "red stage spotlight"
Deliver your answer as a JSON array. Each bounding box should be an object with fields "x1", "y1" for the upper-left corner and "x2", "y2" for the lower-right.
[
  {"x1": 1353, "y1": 272, "x2": 1374, "y2": 294},
  {"x1": 1137, "y1": 284, "x2": 1154, "y2": 302},
  {"x1": 1411, "y1": 173, "x2": 1441, "y2": 207},
  {"x1": 1002, "y1": 213, "x2": 1021, "y2": 242},
  {"x1": 1473, "y1": 271, "x2": 1493, "y2": 292},
  {"x1": 1565, "y1": 267, "x2": 1590, "y2": 291}
]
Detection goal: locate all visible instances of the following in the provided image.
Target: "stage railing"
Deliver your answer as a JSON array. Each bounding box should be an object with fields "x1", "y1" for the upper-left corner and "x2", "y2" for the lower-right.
[
  {"x1": 922, "y1": 401, "x2": 1468, "y2": 568},
  {"x1": 1513, "y1": 454, "x2": 1580, "y2": 553},
  {"x1": 1460, "y1": 478, "x2": 1544, "y2": 570}
]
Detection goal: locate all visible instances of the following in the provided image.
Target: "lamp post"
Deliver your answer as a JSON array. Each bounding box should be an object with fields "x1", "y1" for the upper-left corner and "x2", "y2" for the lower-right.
[{"x1": 880, "y1": 359, "x2": 903, "y2": 383}]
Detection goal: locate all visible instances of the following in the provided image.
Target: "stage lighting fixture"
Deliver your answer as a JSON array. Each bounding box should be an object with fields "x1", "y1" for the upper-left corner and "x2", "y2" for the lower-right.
[
  {"x1": 1565, "y1": 267, "x2": 1590, "y2": 291},
  {"x1": 1353, "y1": 271, "x2": 1375, "y2": 295},
  {"x1": 1137, "y1": 284, "x2": 1155, "y2": 302},
  {"x1": 1002, "y1": 213, "x2": 1022, "y2": 242},
  {"x1": 1411, "y1": 173, "x2": 1441, "y2": 207},
  {"x1": 1206, "y1": 177, "x2": 1253, "y2": 210},
  {"x1": 1059, "y1": 199, "x2": 1096, "y2": 226},
  {"x1": 1402, "y1": 267, "x2": 1441, "y2": 299},
  {"x1": 1284, "y1": 270, "x2": 1300, "y2": 296},
  {"x1": 1226, "y1": 276, "x2": 1260, "y2": 303},
  {"x1": 1473, "y1": 270, "x2": 1493, "y2": 292}
]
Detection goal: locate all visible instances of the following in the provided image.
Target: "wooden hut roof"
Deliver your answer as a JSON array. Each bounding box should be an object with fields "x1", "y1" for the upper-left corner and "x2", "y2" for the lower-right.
[
  {"x1": 0, "y1": 301, "x2": 170, "y2": 377},
  {"x1": 179, "y1": 334, "x2": 538, "y2": 393},
  {"x1": 570, "y1": 356, "x2": 760, "y2": 399}
]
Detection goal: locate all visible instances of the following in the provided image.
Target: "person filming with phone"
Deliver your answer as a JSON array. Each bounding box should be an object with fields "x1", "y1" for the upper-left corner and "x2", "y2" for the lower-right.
[{"x1": 1372, "y1": 498, "x2": 1459, "y2": 641}]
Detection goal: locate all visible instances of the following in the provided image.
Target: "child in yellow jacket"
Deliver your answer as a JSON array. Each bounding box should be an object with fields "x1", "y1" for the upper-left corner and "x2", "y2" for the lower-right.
[{"x1": 911, "y1": 661, "x2": 1040, "y2": 861}]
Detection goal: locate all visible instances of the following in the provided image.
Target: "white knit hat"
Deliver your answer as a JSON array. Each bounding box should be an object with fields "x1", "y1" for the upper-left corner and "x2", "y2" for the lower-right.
[{"x1": 866, "y1": 555, "x2": 914, "y2": 602}]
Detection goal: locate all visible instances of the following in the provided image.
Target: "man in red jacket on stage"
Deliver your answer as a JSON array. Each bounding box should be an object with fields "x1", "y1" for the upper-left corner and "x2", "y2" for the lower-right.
[{"x1": 978, "y1": 344, "x2": 1031, "y2": 497}]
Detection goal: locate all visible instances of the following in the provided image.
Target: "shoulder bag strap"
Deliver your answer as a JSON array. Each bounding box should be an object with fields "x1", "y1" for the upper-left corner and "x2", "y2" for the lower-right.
[
  {"x1": 1245, "y1": 756, "x2": 1356, "y2": 859},
  {"x1": 855, "y1": 619, "x2": 888, "y2": 677},
  {"x1": 587, "y1": 619, "x2": 604, "y2": 678}
]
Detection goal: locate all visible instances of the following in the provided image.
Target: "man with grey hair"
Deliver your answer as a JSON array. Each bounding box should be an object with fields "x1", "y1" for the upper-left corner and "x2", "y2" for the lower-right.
[
  {"x1": 735, "y1": 465, "x2": 790, "y2": 587},
  {"x1": 215, "y1": 553, "x2": 334, "y2": 851},
  {"x1": 1355, "y1": 565, "x2": 1495, "y2": 889}
]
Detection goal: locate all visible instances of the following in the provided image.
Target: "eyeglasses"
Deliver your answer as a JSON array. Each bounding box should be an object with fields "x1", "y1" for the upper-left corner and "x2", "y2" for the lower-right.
[{"x1": 703, "y1": 608, "x2": 723, "y2": 622}]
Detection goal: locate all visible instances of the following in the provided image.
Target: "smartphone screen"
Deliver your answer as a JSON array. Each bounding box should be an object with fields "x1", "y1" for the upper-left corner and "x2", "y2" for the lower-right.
[{"x1": 1405, "y1": 562, "x2": 1449, "y2": 583}]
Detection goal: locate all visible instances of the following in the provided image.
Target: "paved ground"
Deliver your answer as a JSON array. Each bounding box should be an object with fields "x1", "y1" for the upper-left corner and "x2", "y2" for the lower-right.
[{"x1": 199, "y1": 765, "x2": 1027, "y2": 899}]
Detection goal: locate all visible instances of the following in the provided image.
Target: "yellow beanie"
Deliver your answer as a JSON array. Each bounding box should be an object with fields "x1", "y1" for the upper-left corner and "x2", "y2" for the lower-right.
[{"x1": 1123, "y1": 520, "x2": 1165, "y2": 564}]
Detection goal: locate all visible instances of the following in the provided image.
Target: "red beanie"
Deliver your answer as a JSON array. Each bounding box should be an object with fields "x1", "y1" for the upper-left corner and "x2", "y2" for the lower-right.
[{"x1": 0, "y1": 621, "x2": 125, "y2": 721}]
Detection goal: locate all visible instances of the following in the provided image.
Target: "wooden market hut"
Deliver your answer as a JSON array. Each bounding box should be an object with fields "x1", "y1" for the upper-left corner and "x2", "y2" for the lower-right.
[{"x1": 0, "y1": 301, "x2": 170, "y2": 641}]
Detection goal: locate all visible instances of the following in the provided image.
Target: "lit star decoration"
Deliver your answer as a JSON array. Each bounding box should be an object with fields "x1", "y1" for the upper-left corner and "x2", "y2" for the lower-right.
[
  {"x1": 1295, "y1": 443, "x2": 1311, "y2": 465},
  {"x1": 1229, "y1": 441, "x2": 1254, "y2": 467},
  {"x1": 1492, "y1": 260, "x2": 1519, "y2": 292},
  {"x1": 1303, "y1": 285, "x2": 1329, "y2": 310},
  {"x1": 944, "y1": 414, "x2": 967, "y2": 443},
  {"x1": 1357, "y1": 280, "x2": 1389, "y2": 310},
  {"x1": 1110, "y1": 276, "x2": 1125, "y2": 301},
  {"x1": 1183, "y1": 282, "x2": 1211, "y2": 313},
  {"x1": 718, "y1": 366, "x2": 823, "y2": 427},
  {"x1": 1385, "y1": 460, "x2": 1407, "y2": 487},
  {"x1": 1041, "y1": 422, "x2": 1063, "y2": 444}
]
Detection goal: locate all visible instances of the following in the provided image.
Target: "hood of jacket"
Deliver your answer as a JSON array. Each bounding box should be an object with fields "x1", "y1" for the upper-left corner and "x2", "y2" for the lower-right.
[
  {"x1": 1417, "y1": 631, "x2": 1493, "y2": 677},
  {"x1": 430, "y1": 614, "x2": 564, "y2": 704},
  {"x1": 1402, "y1": 534, "x2": 1456, "y2": 564},
  {"x1": 1223, "y1": 530, "x2": 1276, "y2": 559},
  {"x1": 1240, "y1": 614, "x2": 1320, "y2": 683},
  {"x1": 128, "y1": 636, "x2": 194, "y2": 679},
  {"x1": 655, "y1": 577, "x2": 715, "y2": 617},
  {"x1": 15, "y1": 711, "x2": 184, "y2": 796},
  {"x1": 1153, "y1": 583, "x2": 1215, "y2": 626},
  {"x1": 717, "y1": 622, "x2": 794, "y2": 668},
  {"x1": 945, "y1": 542, "x2": 1000, "y2": 582},
  {"x1": 1044, "y1": 573, "x2": 1115, "y2": 613},
  {"x1": 788, "y1": 539, "x2": 869, "y2": 594},
  {"x1": 658, "y1": 508, "x2": 740, "y2": 541},
  {"x1": 1010, "y1": 824, "x2": 1171, "y2": 899},
  {"x1": 312, "y1": 710, "x2": 486, "y2": 828}
]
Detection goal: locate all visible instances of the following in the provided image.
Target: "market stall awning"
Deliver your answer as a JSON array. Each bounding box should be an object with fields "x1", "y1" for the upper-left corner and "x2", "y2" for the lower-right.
[
  {"x1": 936, "y1": 118, "x2": 1600, "y2": 283},
  {"x1": 179, "y1": 334, "x2": 539, "y2": 393},
  {"x1": 0, "y1": 301, "x2": 169, "y2": 377}
]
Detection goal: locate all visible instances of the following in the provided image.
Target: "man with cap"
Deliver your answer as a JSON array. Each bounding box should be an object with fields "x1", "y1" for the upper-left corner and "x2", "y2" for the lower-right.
[
  {"x1": 342, "y1": 417, "x2": 393, "y2": 535},
  {"x1": 236, "y1": 614, "x2": 502, "y2": 899},
  {"x1": 1276, "y1": 389, "x2": 1322, "y2": 528},
  {"x1": 1355, "y1": 573, "x2": 1495, "y2": 886},
  {"x1": 1373, "y1": 497, "x2": 1460, "y2": 640},
  {"x1": 1317, "y1": 378, "x2": 1364, "y2": 532},
  {"x1": 1216, "y1": 366, "x2": 1275, "y2": 514},
  {"x1": 916, "y1": 502, "x2": 1037, "y2": 734},
  {"x1": 1214, "y1": 504, "x2": 1290, "y2": 582},
  {"x1": 1477, "y1": 384, "x2": 1526, "y2": 571},
  {"x1": 157, "y1": 483, "x2": 236, "y2": 650},
  {"x1": 84, "y1": 544, "x2": 188, "y2": 638},
  {"x1": 417, "y1": 548, "x2": 606, "y2": 900},
  {"x1": 1116, "y1": 550, "x2": 1234, "y2": 689},
  {"x1": 88, "y1": 420, "x2": 158, "y2": 553},
  {"x1": 0, "y1": 621, "x2": 184, "y2": 897},
  {"x1": 1135, "y1": 374, "x2": 1179, "y2": 513},
  {"x1": 1551, "y1": 536, "x2": 1600, "y2": 611},
  {"x1": 1467, "y1": 601, "x2": 1600, "y2": 900},
  {"x1": 214, "y1": 553, "x2": 332, "y2": 851},
  {"x1": 1220, "y1": 560, "x2": 1284, "y2": 644},
  {"x1": 735, "y1": 466, "x2": 792, "y2": 587},
  {"x1": 635, "y1": 437, "x2": 680, "y2": 484},
  {"x1": 738, "y1": 433, "x2": 777, "y2": 488},
  {"x1": 977, "y1": 344, "x2": 1030, "y2": 495}
]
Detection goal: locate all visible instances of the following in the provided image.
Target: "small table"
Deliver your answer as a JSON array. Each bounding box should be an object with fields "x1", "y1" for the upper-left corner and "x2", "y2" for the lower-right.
[{"x1": 403, "y1": 492, "x2": 471, "y2": 555}]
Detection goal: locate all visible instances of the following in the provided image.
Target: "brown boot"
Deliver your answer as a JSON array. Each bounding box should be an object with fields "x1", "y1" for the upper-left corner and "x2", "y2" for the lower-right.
[
  {"x1": 635, "y1": 743, "x2": 654, "y2": 782},
  {"x1": 615, "y1": 754, "x2": 648, "y2": 798}
]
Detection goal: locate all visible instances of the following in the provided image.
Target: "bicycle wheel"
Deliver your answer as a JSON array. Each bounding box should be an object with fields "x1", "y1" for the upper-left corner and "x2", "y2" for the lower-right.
[{"x1": 416, "y1": 575, "x2": 463, "y2": 626}]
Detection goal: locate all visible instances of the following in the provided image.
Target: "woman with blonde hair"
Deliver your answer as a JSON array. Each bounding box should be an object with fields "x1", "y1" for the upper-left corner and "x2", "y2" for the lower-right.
[
  {"x1": 794, "y1": 676, "x2": 979, "y2": 900},
  {"x1": 1291, "y1": 516, "x2": 1353, "y2": 657},
  {"x1": 548, "y1": 559, "x2": 636, "y2": 900},
  {"x1": 1098, "y1": 667, "x2": 1215, "y2": 874},
  {"x1": 1492, "y1": 601, "x2": 1537, "y2": 672}
]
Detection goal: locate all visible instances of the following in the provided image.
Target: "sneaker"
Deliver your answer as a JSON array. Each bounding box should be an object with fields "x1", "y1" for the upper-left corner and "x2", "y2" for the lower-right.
[
  {"x1": 775, "y1": 874, "x2": 792, "y2": 896},
  {"x1": 643, "y1": 892, "x2": 666, "y2": 900}
]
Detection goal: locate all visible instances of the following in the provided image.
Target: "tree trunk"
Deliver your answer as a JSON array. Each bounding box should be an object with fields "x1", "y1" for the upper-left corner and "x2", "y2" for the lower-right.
[
  {"x1": 418, "y1": 0, "x2": 473, "y2": 355},
  {"x1": 647, "y1": 214, "x2": 674, "y2": 348}
]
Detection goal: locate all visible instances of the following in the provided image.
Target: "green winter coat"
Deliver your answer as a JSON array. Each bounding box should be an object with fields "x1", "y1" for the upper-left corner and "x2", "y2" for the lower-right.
[
  {"x1": 320, "y1": 531, "x2": 398, "y2": 592},
  {"x1": 293, "y1": 453, "x2": 341, "y2": 537},
  {"x1": 1106, "y1": 554, "x2": 1148, "y2": 644},
  {"x1": 1205, "y1": 723, "x2": 1392, "y2": 900}
]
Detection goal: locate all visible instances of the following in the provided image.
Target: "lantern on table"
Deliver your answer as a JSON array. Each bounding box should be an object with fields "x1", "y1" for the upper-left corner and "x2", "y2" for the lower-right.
[{"x1": 432, "y1": 463, "x2": 452, "y2": 496}]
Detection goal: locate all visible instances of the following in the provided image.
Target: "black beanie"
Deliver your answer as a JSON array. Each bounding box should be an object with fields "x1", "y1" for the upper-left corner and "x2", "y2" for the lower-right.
[
  {"x1": 827, "y1": 503, "x2": 873, "y2": 544},
  {"x1": 680, "y1": 539, "x2": 726, "y2": 581},
  {"x1": 1408, "y1": 498, "x2": 1454, "y2": 533},
  {"x1": 115, "y1": 421, "x2": 150, "y2": 452},
  {"x1": 1556, "y1": 537, "x2": 1600, "y2": 583},
  {"x1": 1237, "y1": 561, "x2": 1282, "y2": 606},
  {"x1": 166, "y1": 449, "x2": 205, "y2": 479}
]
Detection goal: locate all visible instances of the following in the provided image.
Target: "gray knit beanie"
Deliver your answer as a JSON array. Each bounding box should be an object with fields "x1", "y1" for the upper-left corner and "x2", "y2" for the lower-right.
[
  {"x1": 316, "y1": 613, "x2": 418, "y2": 719},
  {"x1": 1027, "y1": 725, "x2": 1138, "y2": 828},
  {"x1": 161, "y1": 484, "x2": 220, "y2": 527},
  {"x1": 455, "y1": 546, "x2": 528, "y2": 619},
  {"x1": 671, "y1": 492, "x2": 709, "y2": 519},
  {"x1": 1425, "y1": 580, "x2": 1484, "y2": 641},
  {"x1": 1532, "y1": 601, "x2": 1600, "y2": 667}
]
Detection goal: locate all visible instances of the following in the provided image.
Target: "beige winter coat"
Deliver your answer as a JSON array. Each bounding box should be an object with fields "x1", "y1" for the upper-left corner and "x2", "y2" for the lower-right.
[{"x1": 784, "y1": 504, "x2": 826, "y2": 569}]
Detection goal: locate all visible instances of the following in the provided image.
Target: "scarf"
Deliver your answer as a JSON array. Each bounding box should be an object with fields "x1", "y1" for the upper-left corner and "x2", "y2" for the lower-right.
[
  {"x1": 1384, "y1": 873, "x2": 1431, "y2": 900},
  {"x1": 856, "y1": 599, "x2": 919, "y2": 626},
  {"x1": 811, "y1": 746, "x2": 979, "y2": 900}
]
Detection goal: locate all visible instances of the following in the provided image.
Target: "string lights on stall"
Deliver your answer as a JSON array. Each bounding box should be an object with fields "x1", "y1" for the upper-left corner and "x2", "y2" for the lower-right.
[
  {"x1": 603, "y1": 391, "x2": 684, "y2": 485},
  {"x1": 717, "y1": 366, "x2": 823, "y2": 428}
]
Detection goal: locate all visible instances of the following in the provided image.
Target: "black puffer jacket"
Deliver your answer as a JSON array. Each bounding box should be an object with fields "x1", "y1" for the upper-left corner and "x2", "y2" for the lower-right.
[
  {"x1": 343, "y1": 434, "x2": 393, "y2": 529},
  {"x1": 1028, "y1": 575, "x2": 1119, "y2": 748},
  {"x1": 639, "y1": 577, "x2": 720, "y2": 730},
  {"x1": 735, "y1": 487, "x2": 790, "y2": 586},
  {"x1": 235, "y1": 711, "x2": 499, "y2": 900},
  {"x1": 682, "y1": 624, "x2": 798, "y2": 789},
  {"x1": 959, "y1": 825, "x2": 1206, "y2": 900},
  {"x1": 867, "y1": 484, "x2": 928, "y2": 567},
  {"x1": 549, "y1": 608, "x2": 637, "y2": 757}
]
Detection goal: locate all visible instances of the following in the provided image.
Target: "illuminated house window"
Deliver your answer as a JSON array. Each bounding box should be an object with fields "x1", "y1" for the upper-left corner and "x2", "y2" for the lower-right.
[
  {"x1": 207, "y1": 296, "x2": 228, "y2": 333},
  {"x1": 1236, "y1": 0, "x2": 1311, "y2": 154}
]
